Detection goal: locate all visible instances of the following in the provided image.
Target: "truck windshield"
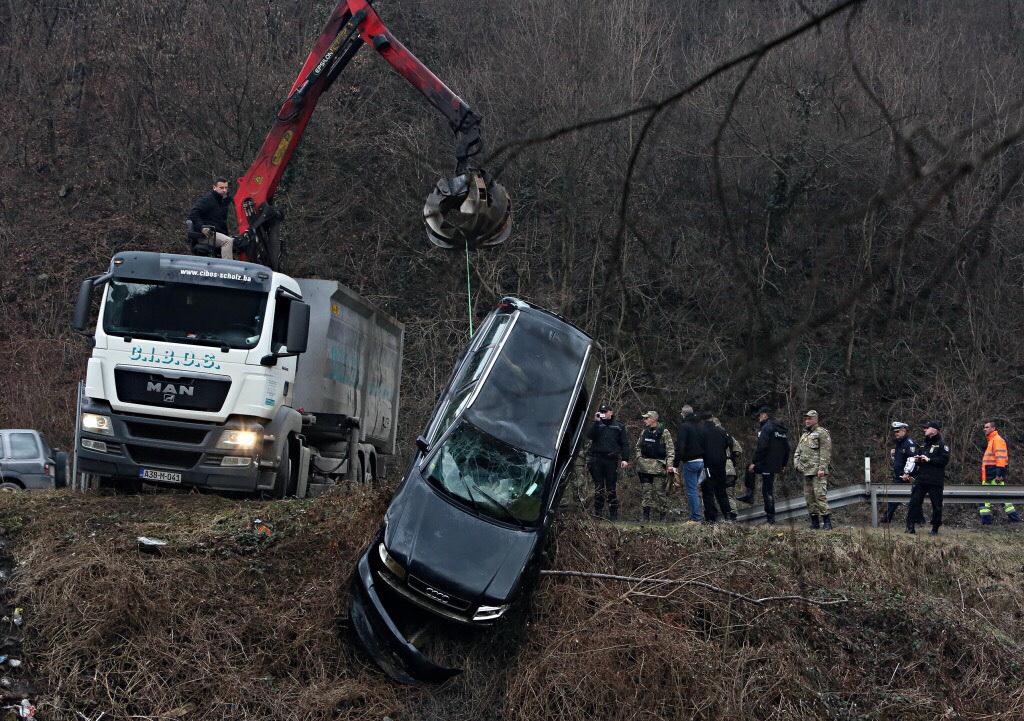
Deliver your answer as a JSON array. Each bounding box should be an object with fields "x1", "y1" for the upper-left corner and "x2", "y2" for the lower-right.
[
  {"x1": 425, "y1": 421, "x2": 552, "y2": 526},
  {"x1": 103, "y1": 280, "x2": 268, "y2": 349}
]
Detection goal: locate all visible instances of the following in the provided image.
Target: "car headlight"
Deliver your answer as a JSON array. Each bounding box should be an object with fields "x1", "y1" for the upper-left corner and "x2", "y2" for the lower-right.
[
  {"x1": 472, "y1": 604, "x2": 510, "y2": 622},
  {"x1": 81, "y1": 413, "x2": 114, "y2": 436},
  {"x1": 216, "y1": 429, "x2": 261, "y2": 450},
  {"x1": 377, "y1": 542, "x2": 406, "y2": 580}
]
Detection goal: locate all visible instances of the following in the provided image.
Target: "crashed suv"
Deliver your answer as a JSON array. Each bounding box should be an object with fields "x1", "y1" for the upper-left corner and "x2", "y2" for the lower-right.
[{"x1": 350, "y1": 297, "x2": 600, "y2": 682}]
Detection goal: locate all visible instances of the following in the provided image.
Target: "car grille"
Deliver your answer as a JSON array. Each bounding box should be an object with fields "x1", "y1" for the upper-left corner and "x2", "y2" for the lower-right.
[
  {"x1": 126, "y1": 445, "x2": 202, "y2": 469},
  {"x1": 407, "y1": 575, "x2": 471, "y2": 612},
  {"x1": 115, "y1": 369, "x2": 230, "y2": 412},
  {"x1": 125, "y1": 421, "x2": 209, "y2": 445}
]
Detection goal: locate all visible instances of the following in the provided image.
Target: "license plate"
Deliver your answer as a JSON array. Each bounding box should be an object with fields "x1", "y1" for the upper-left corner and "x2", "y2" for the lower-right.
[{"x1": 139, "y1": 468, "x2": 182, "y2": 483}]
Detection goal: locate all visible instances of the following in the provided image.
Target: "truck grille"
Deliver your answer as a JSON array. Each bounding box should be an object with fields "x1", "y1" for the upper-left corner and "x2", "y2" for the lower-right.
[
  {"x1": 124, "y1": 421, "x2": 209, "y2": 445},
  {"x1": 407, "y1": 575, "x2": 471, "y2": 612},
  {"x1": 115, "y1": 369, "x2": 230, "y2": 412},
  {"x1": 126, "y1": 445, "x2": 202, "y2": 469}
]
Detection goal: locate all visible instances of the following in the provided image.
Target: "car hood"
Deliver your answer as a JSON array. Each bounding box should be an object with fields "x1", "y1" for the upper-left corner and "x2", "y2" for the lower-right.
[{"x1": 384, "y1": 470, "x2": 539, "y2": 605}]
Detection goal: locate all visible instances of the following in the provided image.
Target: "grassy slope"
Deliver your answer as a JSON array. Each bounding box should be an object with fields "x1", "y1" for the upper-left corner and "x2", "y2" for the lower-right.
[{"x1": 0, "y1": 490, "x2": 1022, "y2": 720}]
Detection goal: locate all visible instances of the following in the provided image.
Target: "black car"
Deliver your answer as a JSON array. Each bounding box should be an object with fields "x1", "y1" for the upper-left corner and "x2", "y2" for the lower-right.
[{"x1": 350, "y1": 297, "x2": 600, "y2": 682}]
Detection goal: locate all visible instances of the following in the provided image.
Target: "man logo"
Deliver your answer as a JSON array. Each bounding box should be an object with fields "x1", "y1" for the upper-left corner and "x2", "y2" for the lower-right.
[{"x1": 147, "y1": 381, "x2": 195, "y2": 403}]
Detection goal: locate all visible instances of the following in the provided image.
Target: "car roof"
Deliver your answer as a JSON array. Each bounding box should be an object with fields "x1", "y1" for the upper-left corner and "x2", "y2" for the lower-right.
[{"x1": 464, "y1": 306, "x2": 593, "y2": 458}]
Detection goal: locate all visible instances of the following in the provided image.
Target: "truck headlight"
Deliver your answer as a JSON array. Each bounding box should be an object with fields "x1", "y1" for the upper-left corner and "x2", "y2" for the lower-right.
[
  {"x1": 377, "y1": 543, "x2": 406, "y2": 580},
  {"x1": 472, "y1": 604, "x2": 510, "y2": 622},
  {"x1": 216, "y1": 429, "x2": 261, "y2": 450},
  {"x1": 81, "y1": 413, "x2": 114, "y2": 436}
]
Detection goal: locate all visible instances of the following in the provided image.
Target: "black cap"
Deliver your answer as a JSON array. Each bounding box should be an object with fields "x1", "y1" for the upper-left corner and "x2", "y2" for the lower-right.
[
  {"x1": 598, "y1": 404, "x2": 612, "y2": 412},
  {"x1": 921, "y1": 420, "x2": 942, "y2": 430},
  {"x1": 756, "y1": 405, "x2": 772, "y2": 416}
]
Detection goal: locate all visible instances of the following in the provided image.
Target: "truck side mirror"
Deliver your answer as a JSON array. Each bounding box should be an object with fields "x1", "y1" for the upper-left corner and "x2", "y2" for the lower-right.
[
  {"x1": 286, "y1": 301, "x2": 310, "y2": 354},
  {"x1": 72, "y1": 278, "x2": 93, "y2": 333}
]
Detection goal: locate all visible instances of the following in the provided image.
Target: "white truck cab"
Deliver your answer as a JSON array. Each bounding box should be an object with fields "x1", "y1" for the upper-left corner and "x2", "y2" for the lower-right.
[{"x1": 72, "y1": 251, "x2": 311, "y2": 494}]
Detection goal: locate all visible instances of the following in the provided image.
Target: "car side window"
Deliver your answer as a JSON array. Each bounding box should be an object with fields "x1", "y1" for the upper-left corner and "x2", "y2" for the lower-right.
[{"x1": 9, "y1": 433, "x2": 39, "y2": 460}]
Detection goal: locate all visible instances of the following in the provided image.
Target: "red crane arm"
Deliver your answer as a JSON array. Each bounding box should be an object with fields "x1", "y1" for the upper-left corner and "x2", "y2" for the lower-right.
[{"x1": 233, "y1": 0, "x2": 482, "y2": 267}]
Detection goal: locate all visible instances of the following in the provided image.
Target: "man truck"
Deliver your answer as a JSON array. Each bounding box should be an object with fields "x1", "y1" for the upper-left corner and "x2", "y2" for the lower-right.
[{"x1": 71, "y1": 251, "x2": 403, "y2": 496}]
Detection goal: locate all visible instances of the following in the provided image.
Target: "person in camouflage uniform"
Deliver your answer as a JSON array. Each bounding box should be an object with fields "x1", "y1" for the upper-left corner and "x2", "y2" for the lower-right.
[
  {"x1": 634, "y1": 410, "x2": 675, "y2": 522},
  {"x1": 711, "y1": 417, "x2": 743, "y2": 509},
  {"x1": 793, "y1": 409, "x2": 833, "y2": 529}
]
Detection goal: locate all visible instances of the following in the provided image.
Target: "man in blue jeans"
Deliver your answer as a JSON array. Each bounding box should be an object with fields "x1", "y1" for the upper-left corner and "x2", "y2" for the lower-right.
[{"x1": 670, "y1": 405, "x2": 705, "y2": 521}]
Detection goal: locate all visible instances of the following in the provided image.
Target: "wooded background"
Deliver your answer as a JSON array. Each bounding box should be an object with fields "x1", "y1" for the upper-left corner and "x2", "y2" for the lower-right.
[{"x1": 2, "y1": 0, "x2": 1023, "y2": 482}]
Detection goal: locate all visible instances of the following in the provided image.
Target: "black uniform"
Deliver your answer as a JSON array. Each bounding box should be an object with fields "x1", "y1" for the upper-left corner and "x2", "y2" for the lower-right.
[
  {"x1": 884, "y1": 434, "x2": 918, "y2": 524},
  {"x1": 700, "y1": 422, "x2": 734, "y2": 522},
  {"x1": 188, "y1": 189, "x2": 231, "y2": 236},
  {"x1": 587, "y1": 419, "x2": 631, "y2": 519},
  {"x1": 744, "y1": 418, "x2": 790, "y2": 523},
  {"x1": 907, "y1": 435, "x2": 949, "y2": 532}
]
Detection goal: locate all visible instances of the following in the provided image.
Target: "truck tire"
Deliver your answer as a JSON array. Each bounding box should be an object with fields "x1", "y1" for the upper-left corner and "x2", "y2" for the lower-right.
[
  {"x1": 0, "y1": 482, "x2": 22, "y2": 492},
  {"x1": 272, "y1": 436, "x2": 299, "y2": 498},
  {"x1": 54, "y1": 451, "x2": 69, "y2": 488}
]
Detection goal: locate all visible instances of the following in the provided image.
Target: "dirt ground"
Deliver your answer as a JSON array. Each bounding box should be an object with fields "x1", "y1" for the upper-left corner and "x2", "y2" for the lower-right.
[{"x1": 0, "y1": 488, "x2": 1022, "y2": 721}]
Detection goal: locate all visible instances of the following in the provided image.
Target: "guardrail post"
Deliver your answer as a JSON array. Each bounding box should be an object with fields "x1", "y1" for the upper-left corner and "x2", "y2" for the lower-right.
[{"x1": 866, "y1": 455, "x2": 879, "y2": 528}]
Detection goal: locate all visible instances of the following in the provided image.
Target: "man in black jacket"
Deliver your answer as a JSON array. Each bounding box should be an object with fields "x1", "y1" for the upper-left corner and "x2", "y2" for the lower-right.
[
  {"x1": 670, "y1": 405, "x2": 706, "y2": 522},
  {"x1": 188, "y1": 177, "x2": 235, "y2": 259},
  {"x1": 739, "y1": 406, "x2": 790, "y2": 524},
  {"x1": 905, "y1": 420, "x2": 949, "y2": 536},
  {"x1": 884, "y1": 421, "x2": 918, "y2": 524},
  {"x1": 699, "y1": 412, "x2": 735, "y2": 522},
  {"x1": 587, "y1": 403, "x2": 631, "y2": 521}
]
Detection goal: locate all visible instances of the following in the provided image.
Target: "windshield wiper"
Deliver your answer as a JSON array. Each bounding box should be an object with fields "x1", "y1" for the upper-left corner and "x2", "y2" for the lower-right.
[
  {"x1": 114, "y1": 331, "x2": 170, "y2": 342},
  {"x1": 428, "y1": 470, "x2": 483, "y2": 520}
]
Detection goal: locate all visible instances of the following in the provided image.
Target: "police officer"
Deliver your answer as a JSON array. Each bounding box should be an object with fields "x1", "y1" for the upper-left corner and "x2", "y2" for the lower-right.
[
  {"x1": 884, "y1": 421, "x2": 918, "y2": 524},
  {"x1": 739, "y1": 406, "x2": 790, "y2": 525},
  {"x1": 700, "y1": 413, "x2": 736, "y2": 523},
  {"x1": 587, "y1": 403, "x2": 631, "y2": 521},
  {"x1": 905, "y1": 420, "x2": 949, "y2": 535},
  {"x1": 711, "y1": 417, "x2": 743, "y2": 511},
  {"x1": 793, "y1": 410, "x2": 833, "y2": 529},
  {"x1": 634, "y1": 411, "x2": 675, "y2": 522}
]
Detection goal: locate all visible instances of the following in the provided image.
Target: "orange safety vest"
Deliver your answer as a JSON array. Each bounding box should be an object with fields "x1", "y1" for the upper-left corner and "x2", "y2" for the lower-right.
[{"x1": 981, "y1": 430, "x2": 1009, "y2": 481}]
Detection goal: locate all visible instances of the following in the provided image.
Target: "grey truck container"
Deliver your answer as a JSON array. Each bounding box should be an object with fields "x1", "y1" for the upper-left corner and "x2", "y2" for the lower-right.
[{"x1": 295, "y1": 280, "x2": 404, "y2": 454}]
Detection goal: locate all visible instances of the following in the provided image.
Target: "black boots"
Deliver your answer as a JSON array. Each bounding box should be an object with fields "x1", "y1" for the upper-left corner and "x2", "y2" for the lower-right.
[
  {"x1": 905, "y1": 524, "x2": 915, "y2": 534},
  {"x1": 736, "y1": 494, "x2": 754, "y2": 504},
  {"x1": 822, "y1": 515, "x2": 833, "y2": 530},
  {"x1": 929, "y1": 527, "x2": 939, "y2": 536},
  {"x1": 642, "y1": 507, "x2": 652, "y2": 522},
  {"x1": 810, "y1": 514, "x2": 820, "y2": 530}
]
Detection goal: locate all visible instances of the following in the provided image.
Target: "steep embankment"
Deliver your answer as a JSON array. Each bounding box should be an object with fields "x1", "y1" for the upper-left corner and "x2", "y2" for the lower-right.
[{"x1": 0, "y1": 490, "x2": 1022, "y2": 720}]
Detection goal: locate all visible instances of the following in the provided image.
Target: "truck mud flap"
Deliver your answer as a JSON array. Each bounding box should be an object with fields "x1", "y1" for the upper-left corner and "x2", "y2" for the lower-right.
[{"x1": 349, "y1": 553, "x2": 461, "y2": 684}]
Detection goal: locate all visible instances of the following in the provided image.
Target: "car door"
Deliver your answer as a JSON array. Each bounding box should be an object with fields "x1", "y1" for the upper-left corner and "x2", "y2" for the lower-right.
[{"x1": 6, "y1": 432, "x2": 44, "y2": 487}]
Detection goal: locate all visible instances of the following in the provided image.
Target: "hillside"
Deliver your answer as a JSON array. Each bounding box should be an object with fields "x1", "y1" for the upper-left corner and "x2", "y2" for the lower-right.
[{"x1": 1, "y1": 490, "x2": 1022, "y2": 720}]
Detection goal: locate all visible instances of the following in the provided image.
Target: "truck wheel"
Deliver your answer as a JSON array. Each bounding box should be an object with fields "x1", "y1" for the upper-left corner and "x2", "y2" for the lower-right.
[
  {"x1": 0, "y1": 482, "x2": 22, "y2": 492},
  {"x1": 272, "y1": 437, "x2": 299, "y2": 498}
]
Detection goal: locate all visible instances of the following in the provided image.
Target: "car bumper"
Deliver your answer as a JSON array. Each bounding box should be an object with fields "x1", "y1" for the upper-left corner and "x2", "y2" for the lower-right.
[
  {"x1": 77, "y1": 399, "x2": 262, "y2": 492},
  {"x1": 349, "y1": 551, "x2": 461, "y2": 684},
  {"x1": 19, "y1": 474, "x2": 55, "y2": 491}
]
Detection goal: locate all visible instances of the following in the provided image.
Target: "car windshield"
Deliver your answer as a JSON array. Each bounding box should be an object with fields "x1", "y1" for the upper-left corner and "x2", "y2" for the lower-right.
[
  {"x1": 425, "y1": 421, "x2": 552, "y2": 526},
  {"x1": 103, "y1": 280, "x2": 267, "y2": 349}
]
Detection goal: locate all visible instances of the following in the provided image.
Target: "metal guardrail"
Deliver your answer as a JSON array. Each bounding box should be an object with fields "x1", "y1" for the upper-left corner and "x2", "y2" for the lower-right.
[{"x1": 736, "y1": 456, "x2": 1024, "y2": 527}]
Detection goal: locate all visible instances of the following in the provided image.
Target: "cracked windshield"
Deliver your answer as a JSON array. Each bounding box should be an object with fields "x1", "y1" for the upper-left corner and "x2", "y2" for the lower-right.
[
  {"x1": 103, "y1": 280, "x2": 267, "y2": 349},
  {"x1": 426, "y1": 421, "x2": 552, "y2": 525}
]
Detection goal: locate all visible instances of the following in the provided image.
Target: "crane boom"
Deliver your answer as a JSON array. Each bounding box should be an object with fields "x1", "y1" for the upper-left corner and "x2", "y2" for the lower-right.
[{"x1": 233, "y1": 0, "x2": 506, "y2": 268}]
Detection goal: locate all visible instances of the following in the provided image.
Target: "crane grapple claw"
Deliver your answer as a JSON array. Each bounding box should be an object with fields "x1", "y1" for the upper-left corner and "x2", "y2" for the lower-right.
[{"x1": 423, "y1": 172, "x2": 512, "y2": 250}]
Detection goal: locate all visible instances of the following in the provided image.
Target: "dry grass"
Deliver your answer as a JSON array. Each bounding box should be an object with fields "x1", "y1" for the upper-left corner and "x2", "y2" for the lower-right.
[{"x1": 0, "y1": 491, "x2": 1022, "y2": 720}]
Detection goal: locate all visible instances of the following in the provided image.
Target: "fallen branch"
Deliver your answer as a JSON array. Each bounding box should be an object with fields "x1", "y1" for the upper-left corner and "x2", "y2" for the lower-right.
[{"x1": 540, "y1": 569, "x2": 849, "y2": 607}]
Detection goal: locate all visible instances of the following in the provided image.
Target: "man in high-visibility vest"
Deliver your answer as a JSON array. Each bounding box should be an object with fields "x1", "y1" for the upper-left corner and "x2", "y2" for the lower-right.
[{"x1": 979, "y1": 420, "x2": 1020, "y2": 525}]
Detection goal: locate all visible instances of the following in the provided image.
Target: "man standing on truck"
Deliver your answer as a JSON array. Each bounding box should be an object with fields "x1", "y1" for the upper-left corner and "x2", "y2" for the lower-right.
[
  {"x1": 978, "y1": 420, "x2": 1020, "y2": 525},
  {"x1": 634, "y1": 411, "x2": 675, "y2": 522},
  {"x1": 587, "y1": 404, "x2": 631, "y2": 521},
  {"x1": 188, "y1": 177, "x2": 236, "y2": 259}
]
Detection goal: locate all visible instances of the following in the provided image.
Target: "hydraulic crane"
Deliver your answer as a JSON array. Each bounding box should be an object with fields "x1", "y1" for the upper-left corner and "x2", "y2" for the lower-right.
[{"x1": 233, "y1": 0, "x2": 511, "y2": 269}]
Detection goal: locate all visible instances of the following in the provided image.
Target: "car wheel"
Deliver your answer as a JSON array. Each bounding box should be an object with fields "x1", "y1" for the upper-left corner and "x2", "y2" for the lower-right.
[{"x1": 0, "y1": 482, "x2": 22, "y2": 492}]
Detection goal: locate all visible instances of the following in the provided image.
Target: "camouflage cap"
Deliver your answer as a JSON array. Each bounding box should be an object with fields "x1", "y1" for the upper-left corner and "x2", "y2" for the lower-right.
[
  {"x1": 805, "y1": 410, "x2": 818, "y2": 418},
  {"x1": 641, "y1": 410, "x2": 659, "y2": 420}
]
